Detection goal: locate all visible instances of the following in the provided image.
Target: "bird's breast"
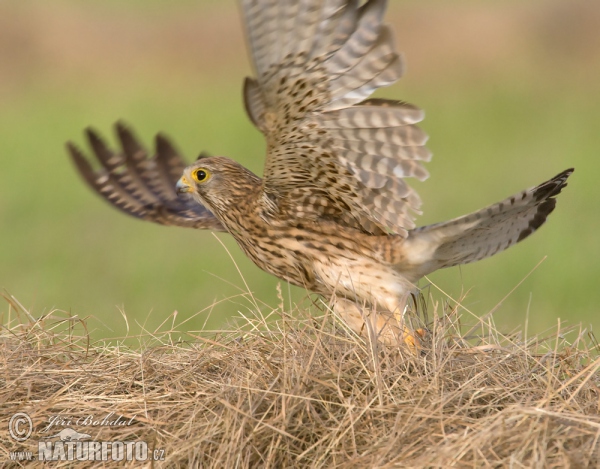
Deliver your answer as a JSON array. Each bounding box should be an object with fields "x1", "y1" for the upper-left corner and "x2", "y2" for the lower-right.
[
  {"x1": 227, "y1": 220, "x2": 414, "y2": 310},
  {"x1": 310, "y1": 254, "x2": 415, "y2": 312}
]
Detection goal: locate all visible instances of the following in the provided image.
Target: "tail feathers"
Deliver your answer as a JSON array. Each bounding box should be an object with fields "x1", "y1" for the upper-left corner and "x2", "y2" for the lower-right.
[{"x1": 405, "y1": 169, "x2": 573, "y2": 275}]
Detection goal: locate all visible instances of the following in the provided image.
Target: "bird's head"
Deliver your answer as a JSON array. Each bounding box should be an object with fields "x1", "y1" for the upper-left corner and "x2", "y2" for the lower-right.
[{"x1": 176, "y1": 157, "x2": 261, "y2": 216}]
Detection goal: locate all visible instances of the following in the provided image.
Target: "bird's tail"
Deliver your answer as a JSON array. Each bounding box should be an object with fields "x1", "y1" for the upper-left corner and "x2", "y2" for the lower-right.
[{"x1": 402, "y1": 169, "x2": 573, "y2": 277}]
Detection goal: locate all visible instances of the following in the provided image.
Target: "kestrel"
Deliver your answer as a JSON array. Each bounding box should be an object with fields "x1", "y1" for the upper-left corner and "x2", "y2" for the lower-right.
[{"x1": 68, "y1": 0, "x2": 572, "y2": 345}]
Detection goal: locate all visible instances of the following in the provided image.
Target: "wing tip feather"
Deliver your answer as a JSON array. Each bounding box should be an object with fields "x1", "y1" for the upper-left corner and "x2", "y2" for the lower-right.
[{"x1": 67, "y1": 140, "x2": 100, "y2": 188}]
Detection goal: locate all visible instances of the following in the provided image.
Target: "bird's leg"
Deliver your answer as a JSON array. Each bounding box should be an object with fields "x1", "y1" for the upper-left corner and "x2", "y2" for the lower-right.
[
  {"x1": 332, "y1": 298, "x2": 417, "y2": 349},
  {"x1": 391, "y1": 293, "x2": 429, "y2": 351}
]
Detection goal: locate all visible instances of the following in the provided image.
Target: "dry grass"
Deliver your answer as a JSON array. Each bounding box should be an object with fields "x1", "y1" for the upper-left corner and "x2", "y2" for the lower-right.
[{"x1": 1, "y1": 290, "x2": 599, "y2": 468}]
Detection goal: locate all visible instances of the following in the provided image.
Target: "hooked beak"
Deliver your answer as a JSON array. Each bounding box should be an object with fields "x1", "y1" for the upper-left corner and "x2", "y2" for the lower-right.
[{"x1": 176, "y1": 176, "x2": 192, "y2": 194}]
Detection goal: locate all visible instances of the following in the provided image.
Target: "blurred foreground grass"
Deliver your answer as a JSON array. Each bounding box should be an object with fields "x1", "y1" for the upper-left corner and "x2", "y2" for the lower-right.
[{"x1": 0, "y1": 0, "x2": 599, "y2": 340}]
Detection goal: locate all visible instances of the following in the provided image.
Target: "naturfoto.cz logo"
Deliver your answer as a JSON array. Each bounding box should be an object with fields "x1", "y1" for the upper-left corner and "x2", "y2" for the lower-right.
[{"x1": 7, "y1": 412, "x2": 165, "y2": 463}]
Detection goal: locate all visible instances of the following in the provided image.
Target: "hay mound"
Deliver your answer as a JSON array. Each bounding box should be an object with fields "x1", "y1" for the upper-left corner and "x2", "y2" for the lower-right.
[{"x1": 2, "y1": 295, "x2": 599, "y2": 467}]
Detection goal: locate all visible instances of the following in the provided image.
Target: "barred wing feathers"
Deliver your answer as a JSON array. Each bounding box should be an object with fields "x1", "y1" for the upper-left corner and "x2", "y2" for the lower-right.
[
  {"x1": 68, "y1": 123, "x2": 225, "y2": 232},
  {"x1": 241, "y1": 0, "x2": 429, "y2": 236}
]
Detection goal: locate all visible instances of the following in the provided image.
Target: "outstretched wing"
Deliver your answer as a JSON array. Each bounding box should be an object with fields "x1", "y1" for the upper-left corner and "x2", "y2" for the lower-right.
[
  {"x1": 67, "y1": 123, "x2": 225, "y2": 232},
  {"x1": 241, "y1": 0, "x2": 430, "y2": 236}
]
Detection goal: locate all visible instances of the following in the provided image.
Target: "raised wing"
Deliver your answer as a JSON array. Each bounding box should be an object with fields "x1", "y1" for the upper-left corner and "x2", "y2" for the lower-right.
[
  {"x1": 67, "y1": 123, "x2": 225, "y2": 232},
  {"x1": 241, "y1": 0, "x2": 430, "y2": 236}
]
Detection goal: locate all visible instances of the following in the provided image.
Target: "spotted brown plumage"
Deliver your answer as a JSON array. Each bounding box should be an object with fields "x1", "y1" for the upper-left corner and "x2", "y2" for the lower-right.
[{"x1": 68, "y1": 0, "x2": 573, "y2": 346}]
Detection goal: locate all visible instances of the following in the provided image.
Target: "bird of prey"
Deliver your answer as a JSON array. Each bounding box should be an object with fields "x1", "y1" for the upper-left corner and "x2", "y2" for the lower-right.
[{"x1": 68, "y1": 0, "x2": 572, "y2": 346}]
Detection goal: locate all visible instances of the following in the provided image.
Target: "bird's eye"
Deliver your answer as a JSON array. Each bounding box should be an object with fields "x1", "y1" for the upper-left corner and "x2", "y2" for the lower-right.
[{"x1": 192, "y1": 168, "x2": 211, "y2": 183}]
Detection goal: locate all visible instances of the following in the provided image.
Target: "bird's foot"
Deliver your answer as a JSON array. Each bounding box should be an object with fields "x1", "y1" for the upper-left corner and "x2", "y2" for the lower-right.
[{"x1": 332, "y1": 298, "x2": 425, "y2": 352}]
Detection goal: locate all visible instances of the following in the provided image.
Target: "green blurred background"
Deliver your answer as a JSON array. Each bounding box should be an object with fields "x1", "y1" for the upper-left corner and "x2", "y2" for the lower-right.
[{"x1": 1, "y1": 0, "x2": 598, "y2": 340}]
